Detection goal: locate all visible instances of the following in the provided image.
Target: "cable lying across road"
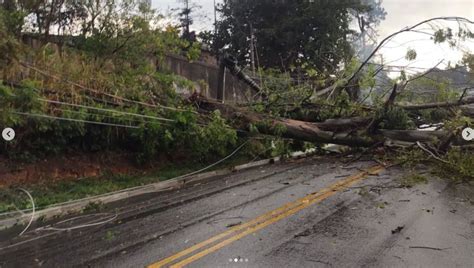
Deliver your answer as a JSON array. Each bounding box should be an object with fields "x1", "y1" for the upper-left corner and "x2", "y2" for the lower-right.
[
  {"x1": 172, "y1": 141, "x2": 249, "y2": 180},
  {"x1": 17, "y1": 188, "x2": 35, "y2": 236},
  {"x1": 0, "y1": 140, "x2": 251, "y2": 218}
]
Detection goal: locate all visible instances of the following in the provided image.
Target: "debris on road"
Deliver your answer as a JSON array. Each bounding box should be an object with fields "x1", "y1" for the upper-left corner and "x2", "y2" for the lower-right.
[
  {"x1": 226, "y1": 222, "x2": 242, "y2": 228},
  {"x1": 391, "y1": 226, "x2": 405, "y2": 234},
  {"x1": 409, "y1": 246, "x2": 451, "y2": 251}
]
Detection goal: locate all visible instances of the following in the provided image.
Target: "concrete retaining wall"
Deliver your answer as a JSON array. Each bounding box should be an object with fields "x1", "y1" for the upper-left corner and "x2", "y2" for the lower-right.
[{"x1": 159, "y1": 53, "x2": 256, "y2": 103}]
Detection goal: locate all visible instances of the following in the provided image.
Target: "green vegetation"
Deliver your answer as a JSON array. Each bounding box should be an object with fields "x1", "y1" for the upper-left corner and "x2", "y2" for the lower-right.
[
  {"x1": 205, "y1": 0, "x2": 385, "y2": 74},
  {"x1": 374, "y1": 106, "x2": 415, "y2": 130},
  {"x1": 434, "y1": 149, "x2": 474, "y2": 182},
  {"x1": 399, "y1": 77, "x2": 460, "y2": 105},
  {"x1": 104, "y1": 230, "x2": 116, "y2": 241},
  {"x1": 400, "y1": 174, "x2": 428, "y2": 188},
  {"x1": 0, "y1": 154, "x2": 257, "y2": 213},
  {"x1": 83, "y1": 201, "x2": 105, "y2": 213},
  {"x1": 358, "y1": 187, "x2": 370, "y2": 197},
  {"x1": 376, "y1": 201, "x2": 389, "y2": 209},
  {"x1": 0, "y1": 1, "x2": 310, "y2": 213},
  {"x1": 0, "y1": 79, "x2": 238, "y2": 164},
  {"x1": 391, "y1": 147, "x2": 474, "y2": 185},
  {"x1": 0, "y1": 1, "x2": 473, "y2": 217},
  {"x1": 0, "y1": 1, "x2": 240, "y2": 165}
]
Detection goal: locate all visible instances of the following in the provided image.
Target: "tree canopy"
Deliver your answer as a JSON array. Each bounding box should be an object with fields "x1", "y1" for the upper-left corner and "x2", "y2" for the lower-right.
[{"x1": 204, "y1": 0, "x2": 385, "y2": 76}]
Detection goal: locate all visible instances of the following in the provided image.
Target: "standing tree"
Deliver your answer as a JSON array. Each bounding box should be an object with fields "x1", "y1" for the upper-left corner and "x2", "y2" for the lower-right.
[
  {"x1": 178, "y1": 0, "x2": 191, "y2": 39},
  {"x1": 15, "y1": 0, "x2": 88, "y2": 39},
  {"x1": 208, "y1": 0, "x2": 385, "y2": 77},
  {"x1": 177, "y1": 0, "x2": 201, "y2": 42},
  {"x1": 350, "y1": 0, "x2": 387, "y2": 59}
]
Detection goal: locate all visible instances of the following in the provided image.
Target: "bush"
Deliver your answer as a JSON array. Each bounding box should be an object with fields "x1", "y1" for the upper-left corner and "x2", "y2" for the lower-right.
[
  {"x1": 380, "y1": 107, "x2": 414, "y2": 130},
  {"x1": 0, "y1": 79, "x2": 239, "y2": 164},
  {"x1": 193, "y1": 110, "x2": 238, "y2": 158},
  {"x1": 437, "y1": 148, "x2": 474, "y2": 181}
]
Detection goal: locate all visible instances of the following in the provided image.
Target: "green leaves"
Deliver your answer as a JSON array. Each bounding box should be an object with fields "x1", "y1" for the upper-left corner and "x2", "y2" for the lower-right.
[
  {"x1": 405, "y1": 49, "x2": 417, "y2": 61},
  {"x1": 0, "y1": 83, "x2": 18, "y2": 126},
  {"x1": 194, "y1": 110, "x2": 238, "y2": 158},
  {"x1": 462, "y1": 53, "x2": 474, "y2": 72},
  {"x1": 432, "y1": 27, "x2": 473, "y2": 48},
  {"x1": 0, "y1": 8, "x2": 22, "y2": 64},
  {"x1": 359, "y1": 64, "x2": 376, "y2": 89},
  {"x1": 212, "y1": 0, "x2": 382, "y2": 73},
  {"x1": 379, "y1": 106, "x2": 414, "y2": 130}
]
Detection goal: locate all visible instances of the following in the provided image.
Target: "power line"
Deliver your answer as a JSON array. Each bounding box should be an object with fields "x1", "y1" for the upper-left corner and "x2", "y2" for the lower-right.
[
  {"x1": 12, "y1": 106, "x2": 244, "y2": 133},
  {"x1": 6, "y1": 87, "x2": 179, "y2": 125},
  {"x1": 49, "y1": 107, "x2": 163, "y2": 126},
  {"x1": 20, "y1": 62, "x2": 193, "y2": 113},
  {"x1": 40, "y1": 99, "x2": 177, "y2": 123},
  {"x1": 14, "y1": 112, "x2": 141, "y2": 129}
]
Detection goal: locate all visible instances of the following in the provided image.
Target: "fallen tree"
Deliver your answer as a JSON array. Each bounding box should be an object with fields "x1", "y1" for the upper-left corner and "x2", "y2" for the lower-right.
[
  {"x1": 202, "y1": 16, "x2": 474, "y2": 152},
  {"x1": 193, "y1": 96, "x2": 466, "y2": 148},
  {"x1": 195, "y1": 96, "x2": 374, "y2": 146},
  {"x1": 399, "y1": 96, "x2": 474, "y2": 111}
]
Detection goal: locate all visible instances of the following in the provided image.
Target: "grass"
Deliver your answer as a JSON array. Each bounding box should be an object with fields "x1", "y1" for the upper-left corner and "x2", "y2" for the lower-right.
[
  {"x1": 399, "y1": 174, "x2": 428, "y2": 188},
  {"x1": 376, "y1": 201, "x2": 389, "y2": 209},
  {"x1": 358, "y1": 187, "x2": 370, "y2": 197},
  {"x1": 83, "y1": 201, "x2": 105, "y2": 213},
  {"x1": 0, "y1": 154, "x2": 256, "y2": 214},
  {"x1": 104, "y1": 230, "x2": 116, "y2": 241},
  {"x1": 391, "y1": 147, "x2": 474, "y2": 186},
  {"x1": 434, "y1": 148, "x2": 474, "y2": 182}
]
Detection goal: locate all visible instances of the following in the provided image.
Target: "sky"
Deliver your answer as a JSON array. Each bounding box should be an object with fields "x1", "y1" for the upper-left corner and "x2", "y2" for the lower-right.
[{"x1": 152, "y1": 0, "x2": 474, "y2": 72}]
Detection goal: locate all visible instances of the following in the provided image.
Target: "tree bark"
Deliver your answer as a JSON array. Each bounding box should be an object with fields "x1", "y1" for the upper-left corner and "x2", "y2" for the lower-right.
[
  {"x1": 399, "y1": 96, "x2": 474, "y2": 110},
  {"x1": 460, "y1": 105, "x2": 474, "y2": 116},
  {"x1": 194, "y1": 96, "x2": 455, "y2": 147},
  {"x1": 196, "y1": 97, "x2": 377, "y2": 147}
]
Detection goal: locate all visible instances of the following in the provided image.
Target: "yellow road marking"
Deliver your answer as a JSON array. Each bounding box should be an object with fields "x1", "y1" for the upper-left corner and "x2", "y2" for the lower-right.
[
  {"x1": 148, "y1": 165, "x2": 384, "y2": 268},
  {"x1": 148, "y1": 188, "x2": 314, "y2": 267}
]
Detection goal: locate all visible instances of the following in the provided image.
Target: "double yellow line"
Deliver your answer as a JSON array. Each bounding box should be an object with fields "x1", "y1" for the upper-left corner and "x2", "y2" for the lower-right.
[{"x1": 148, "y1": 165, "x2": 385, "y2": 268}]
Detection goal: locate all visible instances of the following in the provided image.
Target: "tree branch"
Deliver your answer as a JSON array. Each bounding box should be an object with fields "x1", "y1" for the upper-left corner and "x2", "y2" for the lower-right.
[{"x1": 346, "y1": 17, "x2": 474, "y2": 86}]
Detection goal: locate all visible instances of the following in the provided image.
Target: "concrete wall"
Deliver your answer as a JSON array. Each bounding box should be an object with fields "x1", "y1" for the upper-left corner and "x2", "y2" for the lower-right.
[
  {"x1": 21, "y1": 34, "x2": 255, "y2": 103},
  {"x1": 159, "y1": 53, "x2": 256, "y2": 103}
]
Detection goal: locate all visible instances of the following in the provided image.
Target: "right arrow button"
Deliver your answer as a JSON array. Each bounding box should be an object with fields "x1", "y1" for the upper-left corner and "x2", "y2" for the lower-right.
[{"x1": 462, "y1": 127, "x2": 474, "y2": 141}]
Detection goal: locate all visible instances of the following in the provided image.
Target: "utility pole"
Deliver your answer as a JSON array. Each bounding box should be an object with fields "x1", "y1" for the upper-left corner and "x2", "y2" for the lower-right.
[
  {"x1": 213, "y1": 0, "x2": 217, "y2": 36},
  {"x1": 250, "y1": 23, "x2": 256, "y2": 76},
  {"x1": 179, "y1": 0, "x2": 191, "y2": 40},
  {"x1": 184, "y1": 0, "x2": 190, "y2": 38}
]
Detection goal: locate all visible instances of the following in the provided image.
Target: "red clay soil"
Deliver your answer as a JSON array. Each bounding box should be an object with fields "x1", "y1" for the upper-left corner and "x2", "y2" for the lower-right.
[{"x1": 0, "y1": 153, "x2": 145, "y2": 188}]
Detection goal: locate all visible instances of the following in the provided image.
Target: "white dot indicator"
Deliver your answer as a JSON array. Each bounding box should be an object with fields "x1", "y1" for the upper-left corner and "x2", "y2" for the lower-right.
[{"x1": 234, "y1": 258, "x2": 238, "y2": 262}]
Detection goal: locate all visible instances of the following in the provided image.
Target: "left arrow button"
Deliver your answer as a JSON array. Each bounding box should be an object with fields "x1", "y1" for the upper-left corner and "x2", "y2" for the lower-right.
[{"x1": 2, "y1": 128, "x2": 15, "y2": 141}]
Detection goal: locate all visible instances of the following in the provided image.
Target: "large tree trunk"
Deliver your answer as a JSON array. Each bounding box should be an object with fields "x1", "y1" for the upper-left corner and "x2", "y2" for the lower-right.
[
  {"x1": 196, "y1": 97, "x2": 376, "y2": 146},
  {"x1": 194, "y1": 96, "x2": 455, "y2": 147},
  {"x1": 461, "y1": 105, "x2": 474, "y2": 116},
  {"x1": 399, "y1": 96, "x2": 474, "y2": 110}
]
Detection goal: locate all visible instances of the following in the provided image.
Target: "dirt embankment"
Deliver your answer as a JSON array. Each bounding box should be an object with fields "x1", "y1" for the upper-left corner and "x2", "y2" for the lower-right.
[{"x1": 0, "y1": 153, "x2": 145, "y2": 188}]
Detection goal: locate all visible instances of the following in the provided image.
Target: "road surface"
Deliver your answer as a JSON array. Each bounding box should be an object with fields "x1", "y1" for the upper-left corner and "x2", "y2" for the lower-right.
[{"x1": 0, "y1": 156, "x2": 473, "y2": 267}]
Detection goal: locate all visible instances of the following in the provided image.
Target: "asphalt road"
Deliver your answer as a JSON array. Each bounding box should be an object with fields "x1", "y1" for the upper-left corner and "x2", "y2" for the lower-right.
[{"x1": 0, "y1": 156, "x2": 473, "y2": 268}]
